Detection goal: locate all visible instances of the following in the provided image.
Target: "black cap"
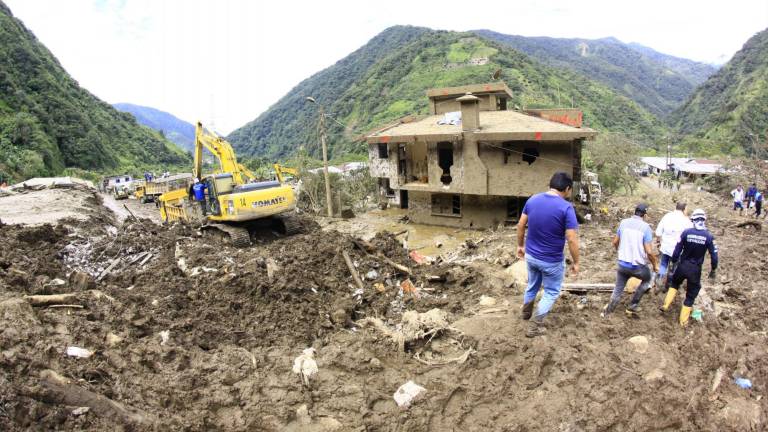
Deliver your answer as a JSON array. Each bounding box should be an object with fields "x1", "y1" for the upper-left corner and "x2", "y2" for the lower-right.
[{"x1": 634, "y1": 203, "x2": 648, "y2": 216}]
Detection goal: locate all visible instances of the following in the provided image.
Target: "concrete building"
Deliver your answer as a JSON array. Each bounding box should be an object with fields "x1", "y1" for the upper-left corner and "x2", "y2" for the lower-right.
[
  {"x1": 640, "y1": 157, "x2": 722, "y2": 180},
  {"x1": 366, "y1": 83, "x2": 597, "y2": 228}
]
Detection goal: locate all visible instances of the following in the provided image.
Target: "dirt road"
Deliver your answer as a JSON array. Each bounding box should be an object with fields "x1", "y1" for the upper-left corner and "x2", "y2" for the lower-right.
[{"x1": 0, "y1": 183, "x2": 765, "y2": 431}]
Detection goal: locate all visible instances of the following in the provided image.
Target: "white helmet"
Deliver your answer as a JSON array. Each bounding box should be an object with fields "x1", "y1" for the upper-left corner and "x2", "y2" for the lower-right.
[{"x1": 690, "y1": 208, "x2": 706, "y2": 221}]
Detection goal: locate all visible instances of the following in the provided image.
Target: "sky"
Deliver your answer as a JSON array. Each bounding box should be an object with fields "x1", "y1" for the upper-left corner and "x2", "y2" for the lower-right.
[{"x1": 5, "y1": 0, "x2": 768, "y2": 134}]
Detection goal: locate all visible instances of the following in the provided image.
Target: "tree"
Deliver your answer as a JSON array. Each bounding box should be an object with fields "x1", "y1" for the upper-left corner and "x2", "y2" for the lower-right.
[{"x1": 584, "y1": 133, "x2": 641, "y2": 195}]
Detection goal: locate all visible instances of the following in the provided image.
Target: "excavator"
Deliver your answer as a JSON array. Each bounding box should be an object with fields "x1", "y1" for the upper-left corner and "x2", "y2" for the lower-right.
[
  {"x1": 273, "y1": 164, "x2": 299, "y2": 183},
  {"x1": 158, "y1": 122, "x2": 301, "y2": 247}
]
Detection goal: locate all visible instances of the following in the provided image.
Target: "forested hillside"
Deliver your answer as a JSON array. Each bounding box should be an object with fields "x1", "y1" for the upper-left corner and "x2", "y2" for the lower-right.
[
  {"x1": 228, "y1": 26, "x2": 665, "y2": 160},
  {"x1": 670, "y1": 29, "x2": 768, "y2": 155},
  {"x1": 0, "y1": 1, "x2": 188, "y2": 183},
  {"x1": 114, "y1": 103, "x2": 195, "y2": 153},
  {"x1": 475, "y1": 30, "x2": 717, "y2": 117}
]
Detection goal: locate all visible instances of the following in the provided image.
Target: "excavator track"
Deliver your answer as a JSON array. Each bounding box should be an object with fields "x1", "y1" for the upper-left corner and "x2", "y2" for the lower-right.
[
  {"x1": 203, "y1": 223, "x2": 252, "y2": 248},
  {"x1": 277, "y1": 215, "x2": 303, "y2": 236}
]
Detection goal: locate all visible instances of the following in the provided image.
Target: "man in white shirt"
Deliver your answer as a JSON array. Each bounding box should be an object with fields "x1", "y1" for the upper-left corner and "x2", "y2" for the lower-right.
[
  {"x1": 655, "y1": 202, "x2": 693, "y2": 289},
  {"x1": 731, "y1": 185, "x2": 745, "y2": 215}
]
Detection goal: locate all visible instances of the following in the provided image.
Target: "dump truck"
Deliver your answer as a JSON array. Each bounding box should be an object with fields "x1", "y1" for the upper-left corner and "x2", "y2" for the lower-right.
[
  {"x1": 158, "y1": 122, "x2": 301, "y2": 247},
  {"x1": 136, "y1": 173, "x2": 194, "y2": 204}
]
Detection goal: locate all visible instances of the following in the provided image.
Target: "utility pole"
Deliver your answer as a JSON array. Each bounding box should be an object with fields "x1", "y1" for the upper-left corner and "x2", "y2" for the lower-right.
[
  {"x1": 306, "y1": 96, "x2": 336, "y2": 217},
  {"x1": 318, "y1": 105, "x2": 333, "y2": 217}
]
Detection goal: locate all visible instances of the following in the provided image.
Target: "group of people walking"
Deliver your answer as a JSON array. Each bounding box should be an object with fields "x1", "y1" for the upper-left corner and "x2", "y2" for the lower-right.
[
  {"x1": 731, "y1": 183, "x2": 764, "y2": 217},
  {"x1": 517, "y1": 172, "x2": 718, "y2": 337}
]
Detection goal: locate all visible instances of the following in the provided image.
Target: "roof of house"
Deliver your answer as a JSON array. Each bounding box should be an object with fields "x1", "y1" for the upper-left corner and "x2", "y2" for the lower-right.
[
  {"x1": 366, "y1": 110, "x2": 596, "y2": 143},
  {"x1": 641, "y1": 156, "x2": 722, "y2": 174},
  {"x1": 426, "y1": 82, "x2": 513, "y2": 99}
]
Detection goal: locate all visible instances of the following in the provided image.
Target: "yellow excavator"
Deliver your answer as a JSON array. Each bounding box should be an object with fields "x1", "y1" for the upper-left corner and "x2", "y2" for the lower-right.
[
  {"x1": 158, "y1": 122, "x2": 301, "y2": 247},
  {"x1": 273, "y1": 164, "x2": 299, "y2": 183}
]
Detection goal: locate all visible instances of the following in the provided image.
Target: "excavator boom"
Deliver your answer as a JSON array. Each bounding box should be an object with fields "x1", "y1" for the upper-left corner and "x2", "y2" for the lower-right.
[{"x1": 194, "y1": 122, "x2": 255, "y2": 184}]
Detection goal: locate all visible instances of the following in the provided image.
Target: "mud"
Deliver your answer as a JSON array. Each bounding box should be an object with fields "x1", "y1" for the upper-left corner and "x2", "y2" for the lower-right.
[{"x1": 0, "y1": 182, "x2": 765, "y2": 431}]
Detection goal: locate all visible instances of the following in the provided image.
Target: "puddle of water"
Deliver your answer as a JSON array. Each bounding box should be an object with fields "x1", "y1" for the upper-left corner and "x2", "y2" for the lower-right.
[{"x1": 321, "y1": 207, "x2": 480, "y2": 257}]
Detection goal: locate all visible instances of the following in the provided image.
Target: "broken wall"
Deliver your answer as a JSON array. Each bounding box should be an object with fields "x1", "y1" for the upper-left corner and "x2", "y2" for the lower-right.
[
  {"x1": 407, "y1": 191, "x2": 508, "y2": 229},
  {"x1": 479, "y1": 140, "x2": 575, "y2": 196}
]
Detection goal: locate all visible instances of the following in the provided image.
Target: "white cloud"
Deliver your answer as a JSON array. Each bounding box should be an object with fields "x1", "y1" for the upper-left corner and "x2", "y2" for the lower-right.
[{"x1": 5, "y1": 0, "x2": 768, "y2": 134}]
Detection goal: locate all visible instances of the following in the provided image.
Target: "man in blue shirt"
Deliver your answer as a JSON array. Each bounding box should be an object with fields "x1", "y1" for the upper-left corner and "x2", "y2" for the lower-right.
[
  {"x1": 517, "y1": 172, "x2": 580, "y2": 338},
  {"x1": 191, "y1": 179, "x2": 208, "y2": 216},
  {"x1": 660, "y1": 209, "x2": 718, "y2": 326},
  {"x1": 602, "y1": 204, "x2": 659, "y2": 318}
]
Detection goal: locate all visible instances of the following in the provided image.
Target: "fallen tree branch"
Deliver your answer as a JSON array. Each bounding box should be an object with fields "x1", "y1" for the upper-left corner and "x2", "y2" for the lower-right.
[
  {"x1": 24, "y1": 293, "x2": 77, "y2": 306},
  {"x1": 24, "y1": 290, "x2": 114, "y2": 307},
  {"x1": 351, "y1": 239, "x2": 412, "y2": 275},
  {"x1": 47, "y1": 304, "x2": 84, "y2": 309},
  {"x1": 735, "y1": 221, "x2": 761, "y2": 231},
  {"x1": 563, "y1": 283, "x2": 614, "y2": 293},
  {"x1": 342, "y1": 250, "x2": 365, "y2": 291},
  {"x1": 24, "y1": 370, "x2": 154, "y2": 425}
]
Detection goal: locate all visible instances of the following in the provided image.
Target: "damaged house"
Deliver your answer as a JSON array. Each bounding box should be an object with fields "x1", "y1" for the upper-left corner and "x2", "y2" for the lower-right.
[{"x1": 367, "y1": 83, "x2": 597, "y2": 228}]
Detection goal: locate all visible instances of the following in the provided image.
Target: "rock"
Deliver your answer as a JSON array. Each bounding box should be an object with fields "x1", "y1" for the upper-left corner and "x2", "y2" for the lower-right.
[
  {"x1": 71, "y1": 407, "x2": 90, "y2": 416},
  {"x1": 505, "y1": 260, "x2": 528, "y2": 286},
  {"x1": 0, "y1": 298, "x2": 40, "y2": 349},
  {"x1": 478, "y1": 295, "x2": 497, "y2": 306},
  {"x1": 69, "y1": 271, "x2": 96, "y2": 291},
  {"x1": 330, "y1": 308, "x2": 348, "y2": 326},
  {"x1": 625, "y1": 277, "x2": 641, "y2": 294},
  {"x1": 106, "y1": 332, "x2": 123, "y2": 346},
  {"x1": 393, "y1": 380, "x2": 426, "y2": 408},
  {"x1": 718, "y1": 398, "x2": 763, "y2": 430},
  {"x1": 643, "y1": 368, "x2": 664, "y2": 382},
  {"x1": 628, "y1": 335, "x2": 649, "y2": 354}
]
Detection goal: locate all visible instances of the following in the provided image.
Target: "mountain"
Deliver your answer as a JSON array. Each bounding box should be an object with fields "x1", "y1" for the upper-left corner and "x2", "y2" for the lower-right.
[
  {"x1": 113, "y1": 103, "x2": 195, "y2": 153},
  {"x1": 0, "y1": 1, "x2": 188, "y2": 183},
  {"x1": 670, "y1": 29, "x2": 768, "y2": 155},
  {"x1": 626, "y1": 42, "x2": 719, "y2": 84},
  {"x1": 474, "y1": 30, "x2": 718, "y2": 117},
  {"x1": 228, "y1": 26, "x2": 665, "y2": 160}
]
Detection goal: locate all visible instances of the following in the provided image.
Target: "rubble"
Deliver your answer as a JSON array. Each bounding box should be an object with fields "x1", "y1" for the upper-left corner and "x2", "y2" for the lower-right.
[{"x1": 0, "y1": 179, "x2": 766, "y2": 431}]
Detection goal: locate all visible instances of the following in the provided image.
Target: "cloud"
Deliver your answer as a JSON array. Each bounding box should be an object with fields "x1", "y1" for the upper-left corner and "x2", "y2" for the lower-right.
[{"x1": 5, "y1": 0, "x2": 767, "y2": 134}]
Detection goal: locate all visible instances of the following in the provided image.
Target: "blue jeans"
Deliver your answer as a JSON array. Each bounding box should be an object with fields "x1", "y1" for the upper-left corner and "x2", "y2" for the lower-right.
[
  {"x1": 658, "y1": 254, "x2": 672, "y2": 277},
  {"x1": 523, "y1": 255, "x2": 566, "y2": 317}
]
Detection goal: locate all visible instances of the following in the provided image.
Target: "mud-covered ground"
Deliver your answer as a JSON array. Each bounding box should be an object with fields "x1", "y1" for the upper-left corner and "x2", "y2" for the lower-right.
[{"x1": 0, "y1": 183, "x2": 765, "y2": 431}]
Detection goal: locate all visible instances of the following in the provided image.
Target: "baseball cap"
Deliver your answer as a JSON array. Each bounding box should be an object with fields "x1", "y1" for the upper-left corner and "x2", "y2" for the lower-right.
[{"x1": 634, "y1": 203, "x2": 648, "y2": 216}]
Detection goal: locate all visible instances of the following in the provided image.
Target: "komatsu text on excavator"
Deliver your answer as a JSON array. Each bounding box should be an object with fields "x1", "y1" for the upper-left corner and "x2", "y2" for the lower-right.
[{"x1": 158, "y1": 122, "x2": 301, "y2": 247}]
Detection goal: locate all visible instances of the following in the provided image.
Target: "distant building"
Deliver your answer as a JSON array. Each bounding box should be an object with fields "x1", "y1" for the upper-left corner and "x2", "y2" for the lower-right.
[
  {"x1": 640, "y1": 157, "x2": 722, "y2": 181},
  {"x1": 366, "y1": 82, "x2": 596, "y2": 229}
]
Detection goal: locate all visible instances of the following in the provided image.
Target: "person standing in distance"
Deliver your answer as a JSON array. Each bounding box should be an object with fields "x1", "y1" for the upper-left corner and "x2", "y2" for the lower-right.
[
  {"x1": 731, "y1": 185, "x2": 745, "y2": 216},
  {"x1": 660, "y1": 209, "x2": 718, "y2": 326},
  {"x1": 517, "y1": 172, "x2": 580, "y2": 338}
]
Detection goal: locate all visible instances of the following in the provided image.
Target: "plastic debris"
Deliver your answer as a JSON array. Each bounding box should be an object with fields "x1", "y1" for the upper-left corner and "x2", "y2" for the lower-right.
[
  {"x1": 71, "y1": 407, "x2": 90, "y2": 416},
  {"x1": 692, "y1": 309, "x2": 703, "y2": 321},
  {"x1": 65, "y1": 346, "x2": 93, "y2": 358},
  {"x1": 400, "y1": 279, "x2": 417, "y2": 295},
  {"x1": 365, "y1": 269, "x2": 379, "y2": 280},
  {"x1": 734, "y1": 378, "x2": 752, "y2": 389},
  {"x1": 394, "y1": 380, "x2": 426, "y2": 408},
  {"x1": 409, "y1": 251, "x2": 428, "y2": 265},
  {"x1": 478, "y1": 295, "x2": 497, "y2": 306},
  {"x1": 159, "y1": 330, "x2": 170, "y2": 345},
  {"x1": 292, "y1": 348, "x2": 318, "y2": 386}
]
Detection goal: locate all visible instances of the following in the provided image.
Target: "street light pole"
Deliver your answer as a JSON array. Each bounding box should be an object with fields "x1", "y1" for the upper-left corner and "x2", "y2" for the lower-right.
[{"x1": 306, "y1": 97, "x2": 334, "y2": 217}]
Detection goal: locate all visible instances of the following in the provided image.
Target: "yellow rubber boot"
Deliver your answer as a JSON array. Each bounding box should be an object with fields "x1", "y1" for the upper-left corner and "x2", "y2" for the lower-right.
[
  {"x1": 679, "y1": 306, "x2": 692, "y2": 327},
  {"x1": 660, "y1": 288, "x2": 678, "y2": 312}
]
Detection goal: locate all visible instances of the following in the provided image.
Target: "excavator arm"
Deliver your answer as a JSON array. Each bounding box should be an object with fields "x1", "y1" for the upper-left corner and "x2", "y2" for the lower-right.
[
  {"x1": 273, "y1": 164, "x2": 298, "y2": 183},
  {"x1": 194, "y1": 122, "x2": 255, "y2": 184}
]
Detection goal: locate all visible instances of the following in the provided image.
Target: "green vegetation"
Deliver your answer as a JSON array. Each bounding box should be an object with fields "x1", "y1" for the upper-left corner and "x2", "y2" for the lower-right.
[
  {"x1": 0, "y1": 1, "x2": 189, "y2": 184},
  {"x1": 475, "y1": 30, "x2": 717, "y2": 117},
  {"x1": 670, "y1": 29, "x2": 768, "y2": 157},
  {"x1": 228, "y1": 26, "x2": 666, "y2": 161},
  {"x1": 583, "y1": 134, "x2": 641, "y2": 195}
]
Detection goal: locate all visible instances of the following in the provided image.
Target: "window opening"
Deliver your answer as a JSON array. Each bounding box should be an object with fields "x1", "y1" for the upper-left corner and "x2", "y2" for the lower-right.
[
  {"x1": 431, "y1": 193, "x2": 461, "y2": 217},
  {"x1": 377, "y1": 143, "x2": 388, "y2": 159},
  {"x1": 522, "y1": 148, "x2": 539, "y2": 165},
  {"x1": 437, "y1": 142, "x2": 454, "y2": 185}
]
